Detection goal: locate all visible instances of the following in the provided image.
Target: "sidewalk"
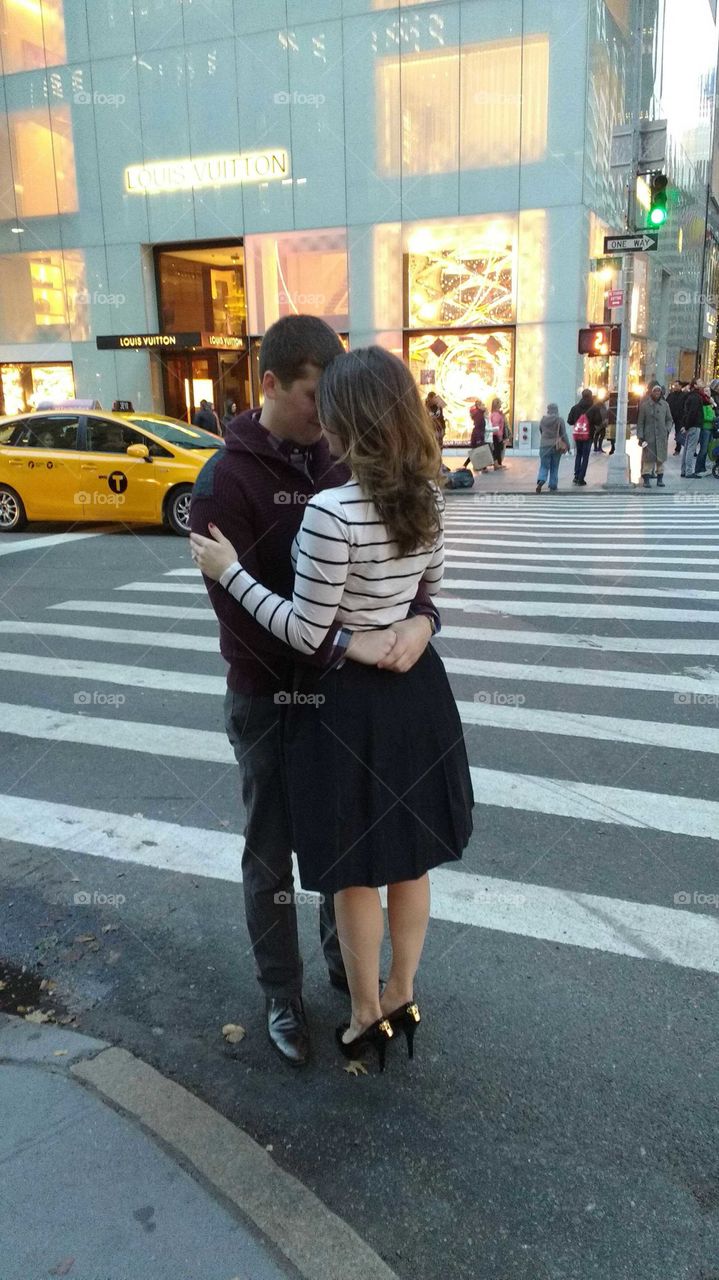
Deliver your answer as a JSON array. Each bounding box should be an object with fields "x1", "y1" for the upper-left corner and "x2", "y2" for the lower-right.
[
  {"x1": 0, "y1": 1014, "x2": 398, "y2": 1280},
  {"x1": 442, "y1": 446, "x2": 618, "y2": 494}
]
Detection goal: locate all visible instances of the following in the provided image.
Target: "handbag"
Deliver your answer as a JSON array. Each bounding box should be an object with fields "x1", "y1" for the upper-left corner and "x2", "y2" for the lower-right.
[{"x1": 469, "y1": 444, "x2": 493, "y2": 470}]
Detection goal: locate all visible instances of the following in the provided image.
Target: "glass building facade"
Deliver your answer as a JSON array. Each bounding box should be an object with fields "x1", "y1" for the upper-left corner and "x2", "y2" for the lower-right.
[{"x1": 0, "y1": 0, "x2": 717, "y2": 438}]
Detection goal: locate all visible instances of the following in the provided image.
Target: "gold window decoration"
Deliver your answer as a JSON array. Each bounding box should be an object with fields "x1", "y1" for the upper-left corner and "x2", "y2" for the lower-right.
[
  {"x1": 406, "y1": 221, "x2": 516, "y2": 328},
  {"x1": 0, "y1": 0, "x2": 66, "y2": 74},
  {"x1": 9, "y1": 103, "x2": 78, "y2": 217}
]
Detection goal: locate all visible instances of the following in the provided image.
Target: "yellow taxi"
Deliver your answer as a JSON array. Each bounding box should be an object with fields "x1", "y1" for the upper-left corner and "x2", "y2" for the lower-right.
[{"x1": 0, "y1": 408, "x2": 223, "y2": 534}]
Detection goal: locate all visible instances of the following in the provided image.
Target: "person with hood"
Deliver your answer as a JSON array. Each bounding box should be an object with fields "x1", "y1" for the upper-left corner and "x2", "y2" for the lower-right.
[
  {"x1": 694, "y1": 379, "x2": 719, "y2": 477},
  {"x1": 189, "y1": 316, "x2": 439, "y2": 1068},
  {"x1": 680, "y1": 379, "x2": 708, "y2": 477},
  {"x1": 666, "y1": 381, "x2": 687, "y2": 454},
  {"x1": 567, "y1": 388, "x2": 597, "y2": 485},
  {"x1": 535, "y1": 403, "x2": 571, "y2": 492},
  {"x1": 637, "y1": 384, "x2": 673, "y2": 487},
  {"x1": 193, "y1": 398, "x2": 222, "y2": 434}
]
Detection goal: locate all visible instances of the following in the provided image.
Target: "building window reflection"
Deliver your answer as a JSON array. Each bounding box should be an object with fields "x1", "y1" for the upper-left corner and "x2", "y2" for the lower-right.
[
  {"x1": 0, "y1": 361, "x2": 75, "y2": 416},
  {"x1": 407, "y1": 330, "x2": 515, "y2": 443},
  {"x1": 156, "y1": 245, "x2": 247, "y2": 336},
  {"x1": 0, "y1": 249, "x2": 87, "y2": 342},
  {"x1": 8, "y1": 104, "x2": 78, "y2": 217},
  {"x1": 377, "y1": 37, "x2": 549, "y2": 176},
  {"x1": 0, "y1": 0, "x2": 66, "y2": 74}
]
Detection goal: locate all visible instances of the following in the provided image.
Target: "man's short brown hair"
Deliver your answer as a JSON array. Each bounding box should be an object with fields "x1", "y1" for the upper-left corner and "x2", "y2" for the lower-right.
[{"x1": 259, "y1": 315, "x2": 343, "y2": 388}]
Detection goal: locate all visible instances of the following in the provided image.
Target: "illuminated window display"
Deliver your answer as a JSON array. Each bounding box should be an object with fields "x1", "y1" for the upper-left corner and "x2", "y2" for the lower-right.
[
  {"x1": 0, "y1": 362, "x2": 75, "y2": 415},
  {"x1": 406, "y1": 223, "x2": 515, "y2": 329},
  {"x1": 0, "y1": 0, "x2": 66, "y2": 74},
  {"x1": 407, "y1": 330, "x2": 514, "y2": 441},
  {"x1": 0, "y1": 250, "x2": 87, "y2": 343}
]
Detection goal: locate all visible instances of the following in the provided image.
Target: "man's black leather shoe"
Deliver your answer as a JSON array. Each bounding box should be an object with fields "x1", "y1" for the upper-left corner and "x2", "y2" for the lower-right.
[{"x1": 266, "y1": 997, "x2": 310, "y2": 1066}]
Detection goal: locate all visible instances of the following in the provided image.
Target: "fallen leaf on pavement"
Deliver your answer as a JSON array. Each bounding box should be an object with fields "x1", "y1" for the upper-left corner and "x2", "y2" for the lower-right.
[
  {"x1": 40, "y1": 979, "x2": 58, "y2": 991},
  {"x1": 25, "y1": 1010, "x2": 54, "y2": 1024},
  {"x1": 53, "y1": 1050, "x2": 68, "y2": 1057},
  {"x1": 49, "y1": 1258, "x2": 75, "y2": 1275},
  {"x1": 222, "y1": 1023, "x2": 246, "y2": 1044},
  {"x1": 344, "y1": 1060, "x2": 368, "y2": 1077},
  {"x1": 74, "y1": 934, "x2": 96, "y2": 944},
  {"x1": 101, "y1": 924, "x2": 119, "y2": 934}
]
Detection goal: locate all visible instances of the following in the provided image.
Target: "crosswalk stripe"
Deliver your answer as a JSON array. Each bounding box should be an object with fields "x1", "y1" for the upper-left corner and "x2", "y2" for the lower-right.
[
  {"x1": 0, "y1": 531, "x2": 105, "y2": 557},
  {"x1": 468, "y1": 766, "x2": 719, "y2": 840},
  {"x1": 443, "y1": 518, "x2": 719, "y2": 529},
  {"x1": 119, "y1": 582, "x2": 207, "y2": 595},
  {"x1": 0, "y1": 621, "x2": 214, "y2": 651},
  {"x1": 48, "y1": 600, "x2": 214, "y2": 620},
  {"x1": 439, "y1": 624, "x2": 711, "y2": 655},
  {"x1": 6, "y1": 647, "x2": 719, "y2": 698},
  {"x1": 2, "y1": 793, "x2": 718, "y2": 974},
  {"x1": 0, "y1": 617, "x2": 700, "y2": 660},
  {"x1": 442, "y1": 549, "x2": 719, "y2": 565},
  {"x1": 438, "y1": 596, "x2": 719, "y2": 622},
  {"x1": 444, "y1": 559, "x2": 719, "y2": 581},
  {"x1": 441, "y1": 579, "x2": 719, "y2": 602},
  {"x1": 4, "y1": 696, "x2": 718, "y2": 761},
  {"x1": 442, "y1": 656, "x2": 719, "y2": 696},
  {"x1": 445, "y1": 536, "x2": 719, "y2": 551}
]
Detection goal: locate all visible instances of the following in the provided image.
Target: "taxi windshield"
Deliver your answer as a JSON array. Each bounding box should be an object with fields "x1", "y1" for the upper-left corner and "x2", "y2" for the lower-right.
[{"x1": 128, "y1": 417, "x2": 222, "y2": 449}]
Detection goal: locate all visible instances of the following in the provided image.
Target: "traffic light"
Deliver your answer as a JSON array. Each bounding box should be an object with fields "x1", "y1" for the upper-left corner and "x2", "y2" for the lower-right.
[
  {"x1": 648, "y1": 173, "x2": 668, "y2": 227},
  {"x1": 578, "y1": 326, "x2": 621, "y2": 356}
]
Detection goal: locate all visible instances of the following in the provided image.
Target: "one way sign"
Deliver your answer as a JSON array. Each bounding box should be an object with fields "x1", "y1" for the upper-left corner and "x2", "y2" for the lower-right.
[{"x1": 604, "y1": 232, "x2": 659, "y2": 254}]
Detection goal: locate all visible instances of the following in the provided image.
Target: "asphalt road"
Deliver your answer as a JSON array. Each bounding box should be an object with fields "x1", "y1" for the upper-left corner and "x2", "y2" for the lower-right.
[{"x1": 1, "y1": 486, "x2": 719, "y2": 1280}]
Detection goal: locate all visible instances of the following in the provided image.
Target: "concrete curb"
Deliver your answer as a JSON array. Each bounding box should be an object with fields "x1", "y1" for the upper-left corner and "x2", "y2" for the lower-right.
[{"x1": 72, "y1": 1046, "x2": 399, "y2": 1280}]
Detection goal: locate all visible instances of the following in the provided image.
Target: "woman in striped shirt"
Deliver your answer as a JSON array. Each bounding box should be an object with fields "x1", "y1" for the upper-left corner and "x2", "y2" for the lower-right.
[{"x1": 191, "y1": 347, "x2": 473, "y2": 1071}]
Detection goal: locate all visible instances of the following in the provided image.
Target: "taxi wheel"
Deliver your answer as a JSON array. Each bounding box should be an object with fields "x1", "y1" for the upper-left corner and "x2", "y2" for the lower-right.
[
  {"x1": 165, "y1": 484, "x2": 193, "y2": 536},
  {"x1": 0, "y1": 485, "x2": 27, "y2": 532}
]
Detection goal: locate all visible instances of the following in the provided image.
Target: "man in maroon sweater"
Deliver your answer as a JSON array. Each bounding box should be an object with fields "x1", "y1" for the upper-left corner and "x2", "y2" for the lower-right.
[{"x1": 190, "y1": 316, "x2": 439, "y2": 1065}]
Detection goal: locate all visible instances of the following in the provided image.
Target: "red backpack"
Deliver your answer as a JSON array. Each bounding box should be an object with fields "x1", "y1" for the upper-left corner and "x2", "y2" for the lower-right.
[{"x1": 572, "y1": 413, "x2": 591, "y2": 441}]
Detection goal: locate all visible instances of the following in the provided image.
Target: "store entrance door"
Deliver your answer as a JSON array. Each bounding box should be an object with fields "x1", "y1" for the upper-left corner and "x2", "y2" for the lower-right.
[{"x1": 160, "y1": 351, "x2": 250, "y2": 425}]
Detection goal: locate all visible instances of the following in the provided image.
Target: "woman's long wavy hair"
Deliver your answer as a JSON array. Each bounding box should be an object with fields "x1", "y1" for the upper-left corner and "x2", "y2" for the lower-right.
[{"x1": 316, "y1": 346, "x2": 442, "y2": 557}]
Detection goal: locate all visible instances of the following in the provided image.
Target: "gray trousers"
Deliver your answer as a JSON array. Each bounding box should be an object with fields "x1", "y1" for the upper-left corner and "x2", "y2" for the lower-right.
[
  {"x1": 224, "y1": 687, "x2": 345, "y2": 998},
  {"x1": 681, "y1": 426, "x2": 701, "y2": 476}
]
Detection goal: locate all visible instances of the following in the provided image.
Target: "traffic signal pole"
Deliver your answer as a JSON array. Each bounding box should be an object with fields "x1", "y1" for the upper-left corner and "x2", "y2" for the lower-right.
[{"x1": 605, "y1": 0, "x2": 645, "y2": 491}]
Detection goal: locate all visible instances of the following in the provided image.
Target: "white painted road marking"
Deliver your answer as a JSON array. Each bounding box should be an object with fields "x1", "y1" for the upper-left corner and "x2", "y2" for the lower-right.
[
  {"x1": 438, "y1": 596, "x2": 719, "y2": 623},
  {"x1": 2, "y1": 793, "x2": 717, "y2": 975}
]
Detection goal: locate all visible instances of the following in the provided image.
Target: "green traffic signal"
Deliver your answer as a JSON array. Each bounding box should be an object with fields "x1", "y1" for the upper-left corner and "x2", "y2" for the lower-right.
[{"x1": 648, "y1": 173, "x2": 668, "y2": 228}]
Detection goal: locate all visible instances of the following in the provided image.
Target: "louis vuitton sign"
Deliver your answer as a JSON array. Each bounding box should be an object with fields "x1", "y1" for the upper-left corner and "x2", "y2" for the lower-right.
[{"x1": 125, "y1": 149, "x2": 290, "y2": 194}]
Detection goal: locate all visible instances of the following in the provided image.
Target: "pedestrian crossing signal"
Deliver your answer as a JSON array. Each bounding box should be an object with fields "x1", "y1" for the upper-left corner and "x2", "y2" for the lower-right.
[{"x1": 578, "y1": 326, "x2": 621, "y2": 356}]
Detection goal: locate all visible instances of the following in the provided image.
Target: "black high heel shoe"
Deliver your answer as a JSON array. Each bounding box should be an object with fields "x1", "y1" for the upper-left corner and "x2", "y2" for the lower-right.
[
  {"x1": 385, "y1": 1002, "x2": 421, "y2": 1059},
  {"x1": 335, "y1": 1017, "x2": 394, "y2": 1072}
]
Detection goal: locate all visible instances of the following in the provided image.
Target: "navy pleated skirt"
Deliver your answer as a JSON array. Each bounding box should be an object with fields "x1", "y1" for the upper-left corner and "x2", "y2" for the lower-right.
[{"x1": 282, "y1": 644, "x2": 473, "y2": 894}]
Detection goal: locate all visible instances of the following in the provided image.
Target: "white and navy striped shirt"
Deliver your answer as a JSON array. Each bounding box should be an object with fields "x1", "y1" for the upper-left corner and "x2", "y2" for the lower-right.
[{"x1": 219, "y1": 480, "x2": 444, "y2": 656}]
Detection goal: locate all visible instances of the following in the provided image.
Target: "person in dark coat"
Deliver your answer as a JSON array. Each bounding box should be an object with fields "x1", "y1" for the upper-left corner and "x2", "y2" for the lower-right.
[
  {"x1": 465, "y1": 400, "x2": 490, "y2": 471},
  {"x1": 681, "y1": 379, "x2": 706, "y2": 477},
  {"x1": 193, "y1": 399, "x2": 222, "y2": 434},
  {"x1": 666, "y1": 381, "x2": 687, "y2": 454},
  {"x1": 567, "y1": 388, "x2": 596, "y2": 485}
]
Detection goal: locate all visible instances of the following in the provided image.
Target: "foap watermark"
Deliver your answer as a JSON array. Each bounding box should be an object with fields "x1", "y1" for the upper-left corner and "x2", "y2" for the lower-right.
[
  {"x1": 672, "y1": 494, "x2": 717, "y2": 506},
  {"x1": 674, "y1": 890, "x2": 719, "y2": 908},
  {"x1": 72, "y1": 289, "x2": 126, "y2": 308},
  {"x1": 279, "y1": 289, "x2": 327, "y2": 307},
  {"x1": 673, "y1": 289, "x2": 718, "y2": 306},
  {"x1": 74, "y1": 890, "x2": 126, "y2": 907},
  {"x1": 73, "y1": 90, "x2": 126, "y2": 108},
  {"x1": 474, "y1": 691, "x2": 526, "y2": 707},
  {"x1": 274, "y1": 491, "x2": 310, "y2": 505},
  {"x1": 273, "y1": 90, "x2": 326, "y2": 107},
  {"x1": 674, "y1": 692, "x2": 719, "y2": 708},
  {"x1": 274, "y1": 691, "x2": 326, "y2": 707},
  {"x1": 471, "y1": 493, "x2": 527, "y2": 508},
  {"x1": 74, "y1": 690, "x2": 126, "y2": 708},
  {"x1": 74, "y1": 490, "x2": 126, "y2": 508},
  {"x1": 273, "y1": 890, "x2": 325, "y2": 906}
]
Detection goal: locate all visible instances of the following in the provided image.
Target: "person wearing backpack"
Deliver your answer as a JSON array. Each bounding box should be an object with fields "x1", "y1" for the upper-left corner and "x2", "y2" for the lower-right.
[{"x1": 567, "y1": 388, "x2": 595, "y2": 485}]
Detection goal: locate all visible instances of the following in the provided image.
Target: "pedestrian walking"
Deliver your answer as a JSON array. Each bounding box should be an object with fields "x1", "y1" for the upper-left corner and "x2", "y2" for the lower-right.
[
  {"x1": 694, "y1": 380, "x2": 719, "y2": 477},
  {"x1": 666, "y1": 380, "x2": 687, "y2": 454},
  {"x1": 568, "y1": 388, "x2": 597, "y2": 485},
  {"x1": 593, "y1": 398, "x2": 609, "y2": 451},
  {"x1": 190, "y1": 317, "x2": 441, "y2": 1067},
  {"x1": 489, "y1": 397, "x2": 509, "y2": 468},
  {"x1": 535, "y1": 402, "x2": 571, "y2": 492},
  {"x1": 192, "y1": 399, "x2": 222, "y2": 434},
  {"x1": 191, "y1": 346, "x2": 473, "y2": 1073},
  {"x1": 465, "y1": 400, "x2": 491, "y2": 472},
  {"x1": 680, "y1": 379, "x2": 706, "y2": 477},
  {"x1": 637, "y1": 384, "x2": 673, "y2": 487}
]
